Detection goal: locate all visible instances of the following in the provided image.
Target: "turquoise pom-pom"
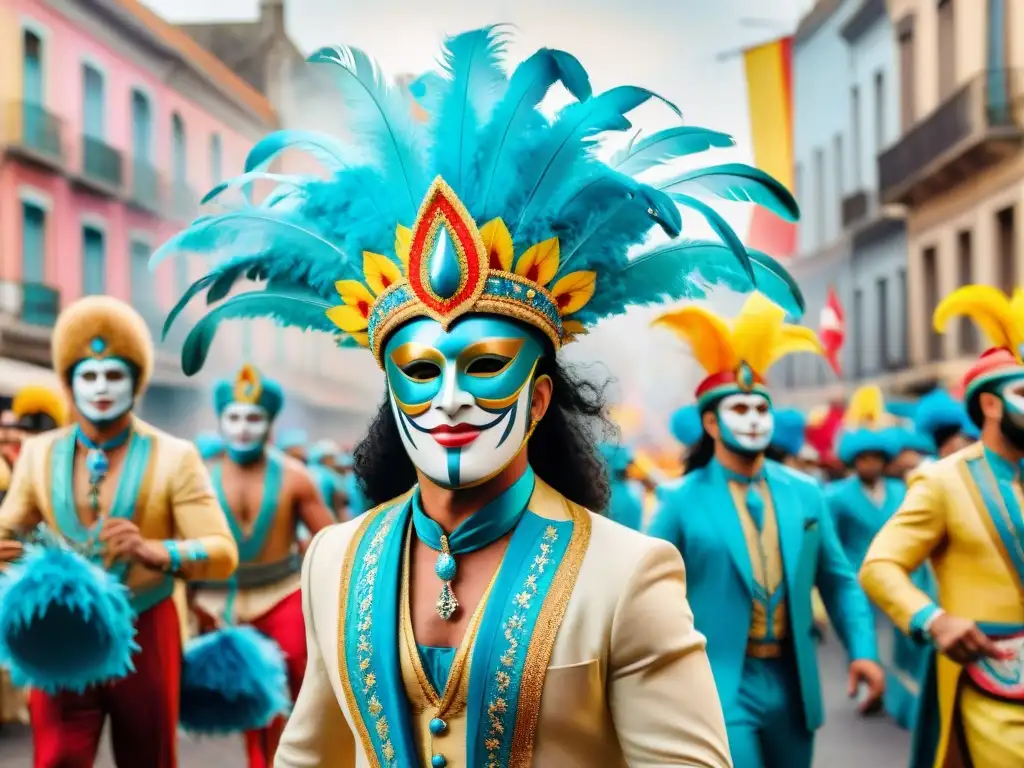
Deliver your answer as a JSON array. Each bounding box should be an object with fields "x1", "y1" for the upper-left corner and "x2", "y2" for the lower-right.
[
  {"x1": 0, "y1": 538, "x2": 139, "y2": 694},
  {"x1": 434, "y1": 552, "x2": 457, "y2": 582},
  {"x1": 179, "y1": 625, "x2": 291, "y2": 735}
]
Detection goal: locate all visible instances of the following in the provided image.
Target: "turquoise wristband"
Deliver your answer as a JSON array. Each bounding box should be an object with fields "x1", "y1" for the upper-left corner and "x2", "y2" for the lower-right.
[
  {"x1": 163, "y1": 540, "x2": 182, "y2": 573},
  {"x1": 183, "y1": 541, "x2": 209, "y2": 563}
]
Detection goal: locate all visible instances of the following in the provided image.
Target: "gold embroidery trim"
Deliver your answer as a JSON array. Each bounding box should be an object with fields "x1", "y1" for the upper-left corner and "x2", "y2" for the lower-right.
[
  {"x1": 336, "y1": 496, "x2": 409, "y2": 767},
  {"x1": 508, "y1": 497, "x2": 592, "y2": 768}
]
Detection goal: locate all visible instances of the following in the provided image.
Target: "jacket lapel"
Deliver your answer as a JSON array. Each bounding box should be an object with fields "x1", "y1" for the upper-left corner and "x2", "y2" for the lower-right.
[
  {"x1": 765, "y1": 463, "x2": 806, "y2": 593},
  {"x1": 705, "y1": 462, "x2": 754, "y2": 595}
]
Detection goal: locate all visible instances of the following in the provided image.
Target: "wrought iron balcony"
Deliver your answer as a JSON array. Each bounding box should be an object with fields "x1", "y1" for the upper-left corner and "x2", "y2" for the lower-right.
[
  {"x1": 170, "y1": 182, "x2": 198, "y2": 222},
  {"x1": 19, "y1": 282, "x2": 60, "y2": 328},
  {"x1": 80, "y1": 135, "x2": 124, "y2": 195},
  {"x1": 879, "y1": 70, "x2": 1024, "y2": 206},
  {"x1": 841, "y1": 189, "x2": 869, "y2": 229},
  {"x1": 129, "y1": 160, "x2": 162, "y2": 214},
  {"x1": 3, "y1": 101, "x2": 63, "y2": 169}
]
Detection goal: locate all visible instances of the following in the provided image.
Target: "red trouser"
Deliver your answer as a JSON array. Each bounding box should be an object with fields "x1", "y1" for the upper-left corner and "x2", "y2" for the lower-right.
[
  {"x1": 29, "y1": 597, "x2": 182, "y2": 768},
  {"x1": 243, "y1": 589, "x2": 306, "y2": 768}
]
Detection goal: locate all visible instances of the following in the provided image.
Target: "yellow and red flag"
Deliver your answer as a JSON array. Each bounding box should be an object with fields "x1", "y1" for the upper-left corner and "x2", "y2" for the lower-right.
[{"x1": 742, "y1": 37, "x2": 797, "y2": 258}]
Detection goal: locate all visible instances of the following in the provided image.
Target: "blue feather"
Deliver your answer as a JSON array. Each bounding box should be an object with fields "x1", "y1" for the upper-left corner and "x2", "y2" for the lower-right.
[
  {"x1": 180, "y1": 290, "x2": 339, "y2": 376},
  {"x1": 0, "y1": 538, "x2": 139, "y2": 694},
  {"x1": 743, "y1": 247, "x2": 806, "y2": 319},
  {"x1": 431, "y1": 26, "x2": 509, "y2": 194},
  {"x1": 667, "y1": 191, "x2": 753, "y2": 281},
  {"x1": 307, "y1": 45, "x2": 427, "y2": 218},
  {"x1": 512, "y1": 86, "x2": 663, "y2": 237},
  {"x1": 661, "y1": 163, "x2": 800, "y2": 222},
  {"x1": 611, "y1": 127, "x2": 735, "y2": 176},
  {"x1": 478, "y1": 48, "x2": 591, "y2": 218},
  {"x1": 201, "y1": 172, "x2": 313, "y2": 207},
  {"x1": 243, "y1": 130, "x2": 348, "y2": 174},
  {"x1": 180, "y1": 626, "x2": 291, "y2": 735}
]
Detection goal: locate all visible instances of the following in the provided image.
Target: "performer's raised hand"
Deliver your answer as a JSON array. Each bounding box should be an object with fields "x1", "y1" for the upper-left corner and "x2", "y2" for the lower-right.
[
  {"x1": 0, "y1": 540, "x2": 23, "y2": 563},
  {"x1": 99, "y1": 518, "x2": 170, "y2": 570},
  {"x1": 847, "y1": 658, "x2": 886, "y2": 713},
  {"x1": 928, "y1": 614, "x2": 1013, "y2": 663}
]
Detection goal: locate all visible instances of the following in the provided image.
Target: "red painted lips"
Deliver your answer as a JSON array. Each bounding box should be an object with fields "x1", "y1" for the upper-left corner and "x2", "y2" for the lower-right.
[{"x1": 429, "y1": 423, "x2": 482, "y2": 449}]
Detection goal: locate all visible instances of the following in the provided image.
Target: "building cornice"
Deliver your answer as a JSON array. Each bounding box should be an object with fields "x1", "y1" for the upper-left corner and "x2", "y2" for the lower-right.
[
  {"x1": 840, "y1": 0, "x2": 887, "y2": 45},
  {"x1": 795, "y1": 0, "x2": 845, "y2": 45}
]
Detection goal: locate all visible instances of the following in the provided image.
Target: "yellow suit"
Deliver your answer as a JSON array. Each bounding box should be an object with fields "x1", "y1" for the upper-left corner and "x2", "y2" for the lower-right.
[
  {"x1": 275, "y1": 478, "x2": 731, "y2": 768},
  {"x1": 860, "y1": 441, "x2": 1024, "y2": 767}
]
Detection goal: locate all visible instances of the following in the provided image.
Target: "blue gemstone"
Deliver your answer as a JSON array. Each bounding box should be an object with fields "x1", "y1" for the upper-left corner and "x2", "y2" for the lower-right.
[
  {"x1": 428, "y1": 228, "x2": 462, "y2": 299},
  {"x1": 434, "y1": 552, "x2": 457, "y2": 582},
  {"x1": 90, "y1": 337, "x2": 106, "y2": 354},
  {"x1": 429, "y1": 717, "x2": 447, "y2": 735},
  {"x1": 431, "y1": 755, "x2": 447, "y2": 768}
]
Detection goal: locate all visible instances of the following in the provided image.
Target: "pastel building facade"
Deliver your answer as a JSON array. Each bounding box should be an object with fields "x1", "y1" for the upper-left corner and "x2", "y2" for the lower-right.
[{"x1": 0, "y1": 0, "x2": 376, "y2": 440}]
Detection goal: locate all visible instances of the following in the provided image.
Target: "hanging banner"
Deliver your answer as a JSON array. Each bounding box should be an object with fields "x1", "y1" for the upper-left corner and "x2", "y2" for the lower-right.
[{"x1": 743, "y1": 36, "x2": 797, "y2": 258}]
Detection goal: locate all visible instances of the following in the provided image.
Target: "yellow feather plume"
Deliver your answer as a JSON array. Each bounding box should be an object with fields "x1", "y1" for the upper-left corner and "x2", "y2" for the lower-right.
[
  {"x1": 844, "y1": 384, "x2": 892, "y2": 429},
  {"x1": 934, "y1": 285, "x2": 1024, "y2": 360},
  {"x1": 653, "y1": 293, "x2": 824, "y2": 379},
  {"x1": 11, "y1": 385, "x2": 69, "y2": 427}
]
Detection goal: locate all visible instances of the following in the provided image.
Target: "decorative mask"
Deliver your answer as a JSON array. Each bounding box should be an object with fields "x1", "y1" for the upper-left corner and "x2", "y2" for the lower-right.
[
  {"x1": 71, "y1": 358, "x2": 134, "y2": 426},
  {"x1": 999, "y1": 380, "x2": 1024, "y2": 450},
  {"x1": 219, "y1": 402, "x2": 271, "y2": 464},
  {"x1": 384, "y1": 315, "x2": 546, "y2": 488},
  {"x1": 716, "y1": 393, "x2": 774, "y2": 456}
]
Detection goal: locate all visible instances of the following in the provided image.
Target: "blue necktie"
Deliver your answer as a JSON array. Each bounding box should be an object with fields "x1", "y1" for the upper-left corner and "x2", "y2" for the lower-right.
[{"x1": 746, "y1": 484, "x2": 765, "y2": 531}]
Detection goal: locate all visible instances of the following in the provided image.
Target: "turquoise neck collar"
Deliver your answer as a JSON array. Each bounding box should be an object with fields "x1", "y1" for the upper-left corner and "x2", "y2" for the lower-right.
[
  {"x1": 228, "y1": 444, "x2": 266, "y2": 465},
  {"x1": 715, "y1": 458, "x2": 764, "y2": 485},
  {"x1": 985, "y1": 446, "x2": 1022, "y2": 481}
]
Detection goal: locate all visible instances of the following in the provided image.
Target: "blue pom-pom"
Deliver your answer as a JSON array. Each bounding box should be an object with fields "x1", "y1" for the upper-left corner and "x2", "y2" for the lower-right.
[
  {"x1": 179, "y1": 625, "x2": 291, "y2": 735},
  {"x1": 0, "y1": 542, "x2": 138, "y2": 693},
  {"x1": 670, "y1": 405, "x2": 703, "y2": 448}
]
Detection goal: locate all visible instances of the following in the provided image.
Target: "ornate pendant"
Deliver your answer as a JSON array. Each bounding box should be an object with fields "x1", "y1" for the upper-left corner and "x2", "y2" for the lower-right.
[
  {"x1": 436, "y1": 581, "x2": 459, "y2": 621},
  {"x1": 85, "y1": 448, "x2": 110, "y2": 487}
]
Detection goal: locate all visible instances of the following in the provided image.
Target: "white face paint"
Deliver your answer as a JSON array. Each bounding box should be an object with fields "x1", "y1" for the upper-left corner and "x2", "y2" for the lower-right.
[
  {"x1": 717, "y1": 393, "x2": 775, "y2": 455},
  {"x1": 218, "y1": 402, "x2": 271, "y2": 453},
  {"x1": 71, "y1": 358, "x2": 134, "y2": 424}
]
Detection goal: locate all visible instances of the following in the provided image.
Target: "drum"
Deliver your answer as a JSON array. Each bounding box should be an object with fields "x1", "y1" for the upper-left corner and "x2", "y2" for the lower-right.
[
  {"x1": 179, "y1": 625, "x2": 290, "y2": 734},
  {"x1": 966, "y1": 631, "x2": 1024, "y2": 702},
  {"x1": 0, "y1": 535, "x2": 137, "y2": 693}
]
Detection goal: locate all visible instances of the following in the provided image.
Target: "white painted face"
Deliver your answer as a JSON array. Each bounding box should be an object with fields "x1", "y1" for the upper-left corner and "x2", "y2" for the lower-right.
[
  {"x1": 71, "y1": 358, "x2": 134, "y2": 425},
  {"x1": 219, "y1": 402, "x2": 271, "y2": 453},
  {"x1": 717, "y1": 393, "x2": 774, "y2": 455}
]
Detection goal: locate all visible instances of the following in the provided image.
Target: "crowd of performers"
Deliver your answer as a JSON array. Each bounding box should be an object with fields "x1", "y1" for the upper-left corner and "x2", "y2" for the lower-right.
[{"x1": 0, "y1": 25, "x2": 1021, "y2": 768}]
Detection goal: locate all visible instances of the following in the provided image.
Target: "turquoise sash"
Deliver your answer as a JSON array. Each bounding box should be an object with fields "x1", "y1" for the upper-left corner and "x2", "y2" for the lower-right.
[
  {"x1": 340, "y1": 496, "x2": 577, "y2": 768},
  {"x1": 210, "y1": 452, "x2": 284, "y2": 563},
  {"x1": 50, "y1": 429, "x2": 153, "y2": 583},
  {"x1": 967, "y1": 453, "x2": 1024, "y2": 587}
]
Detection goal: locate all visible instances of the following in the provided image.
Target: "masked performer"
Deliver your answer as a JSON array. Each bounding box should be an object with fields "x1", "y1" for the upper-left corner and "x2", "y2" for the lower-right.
[
  {"x1": 0, "y1": 296, "x2": 237, "y2": 768},
  {"x1": 861, "y1": 285, "x2": 1024, "y2": 768},
  {"x1": 597, "y1": 443, "x2": 643, "y2": 531},
  {"x1": 192, "y1": 363, "x2": 333, "y2": 768},
  {"x1": 913, "y1": 388, "x2": 979, "y2": 460},
  {"x1": 308, "y1": 439, "x2": 350, "y2": 519},
  {"x1": 152, "y1": 26, "x2": 811, "y2": 767},
  {"x1": 648, "y1": 294, "x2": 884, "y2": 768},
  {"x1": 827, "y1": 385, "x2": 932, "y2": 730}
]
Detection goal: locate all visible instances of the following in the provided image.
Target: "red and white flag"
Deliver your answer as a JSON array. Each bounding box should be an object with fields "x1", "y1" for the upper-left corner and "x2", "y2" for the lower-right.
[{"x1": 819, "y1": 285, "x2": 845, "y2": 378}]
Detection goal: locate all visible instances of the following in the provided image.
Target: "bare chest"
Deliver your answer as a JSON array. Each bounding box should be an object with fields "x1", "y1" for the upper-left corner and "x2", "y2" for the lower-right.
[
  {"x1": 67, "y1": 448, "x2": 131, "y2": 528},
  {"x1": 218, "y1": 461, "x2": 290, "y2": 529},
  {"x1": 409, "y1": 536, "x2": 507, "y2": 648}
]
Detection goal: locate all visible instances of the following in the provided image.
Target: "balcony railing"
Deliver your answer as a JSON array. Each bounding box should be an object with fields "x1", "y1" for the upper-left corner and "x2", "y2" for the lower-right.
[
  {"x1": 20, "y1": 283, "x2": 61, "y2": 328},
  {"x1": 81, "y1": 136, "x2": 124, "y2": 193},
  {"x1": 841, "y1": 189, "x2": 869, "y2": 229},
  {"x1": 879, "y1": 69, "x2": 1024, "y2": 205},
  {"x1": 4, "y1": 101, "x2": 63, "y2": 167},
  {"x1": 129, "y1": 161, "x2": 162, "y2": 213},
  {"x1": 170, "y1": 182, "x2": 199, "y2": 222}
]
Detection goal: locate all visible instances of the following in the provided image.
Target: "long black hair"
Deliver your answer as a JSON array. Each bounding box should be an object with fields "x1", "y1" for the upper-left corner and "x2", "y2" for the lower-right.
[{"x1": 353, "y1": 356, "x2": 616, "y2": 510}]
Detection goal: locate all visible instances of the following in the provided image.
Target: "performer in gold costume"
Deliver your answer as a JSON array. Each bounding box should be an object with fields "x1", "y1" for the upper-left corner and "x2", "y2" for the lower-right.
[
  {"x1": 861, "y1": 285, "x2": 1024, "y2": 767},
  {"x1": 0, "y1": 296, "x2": 238, "y2": 768}
]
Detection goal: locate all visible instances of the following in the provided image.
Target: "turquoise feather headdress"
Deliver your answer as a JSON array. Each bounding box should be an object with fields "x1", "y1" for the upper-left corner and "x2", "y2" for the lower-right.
[{"x1": 153, "y1": 27, "x2": 803, "y2": 373}]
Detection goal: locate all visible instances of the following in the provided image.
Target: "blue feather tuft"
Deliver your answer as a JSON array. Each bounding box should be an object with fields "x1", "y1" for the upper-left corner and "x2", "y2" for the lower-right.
[
  {"x1": 244, "y1": 130, "x2": 349, "y2": 174},
  {"x1": 179, "y1": 626, "x2": 291, "y2": 735},
  {"x1": 0, "y1": 537, "x2": 138, "y2": 694},
  {"x1": 201, "y1": 171, "x2": 314, "y2": 208},
  {"x1": 667, "y1": 192, "x2": 754, "y2": 281},
  {"x1": 670, "y1": 405, "x2": 703, "y2": 447},
  {"x1": 611, "y1": 127, "x2": 735, "y2": 176},
  {"x1": 661, "y1": 163, "x2": 800, "y2": 222}
]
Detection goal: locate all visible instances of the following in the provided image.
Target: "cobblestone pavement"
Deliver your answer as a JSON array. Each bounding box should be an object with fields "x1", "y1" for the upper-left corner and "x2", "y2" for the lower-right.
[{"x1": 0, "y1": 639, "x2": 912, "y2": 767}]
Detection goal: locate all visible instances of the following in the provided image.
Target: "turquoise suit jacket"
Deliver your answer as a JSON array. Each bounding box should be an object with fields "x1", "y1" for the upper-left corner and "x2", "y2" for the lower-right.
[
  {"x1": 825, "y1": 476, "x2": 906, "y2": 570},
  {"x1": 648, "y1": 459, "x2": 878, "y2": 731}
]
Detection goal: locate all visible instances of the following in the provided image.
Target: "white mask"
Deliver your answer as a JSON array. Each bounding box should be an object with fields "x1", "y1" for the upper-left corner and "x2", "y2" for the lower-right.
[
  {"x1": 717, "y1": 393, "x2": 774, "y2": 455},
  {"x1": 71, "y1": 358, "x2": 135, "y2": 425},
  {"x1": 219, "y1": 402, "x2": 270, "y2": 453}
]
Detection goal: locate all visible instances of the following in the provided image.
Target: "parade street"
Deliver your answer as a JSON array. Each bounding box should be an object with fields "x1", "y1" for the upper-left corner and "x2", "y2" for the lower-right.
[{"x1": 0, "y1": 636, "x2": 913, "y2": 767}]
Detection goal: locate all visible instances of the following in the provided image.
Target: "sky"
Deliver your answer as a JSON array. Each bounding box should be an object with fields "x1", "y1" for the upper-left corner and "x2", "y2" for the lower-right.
[{"x1": 143, "y1": 0, "x2": 815, "y2": 444}]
